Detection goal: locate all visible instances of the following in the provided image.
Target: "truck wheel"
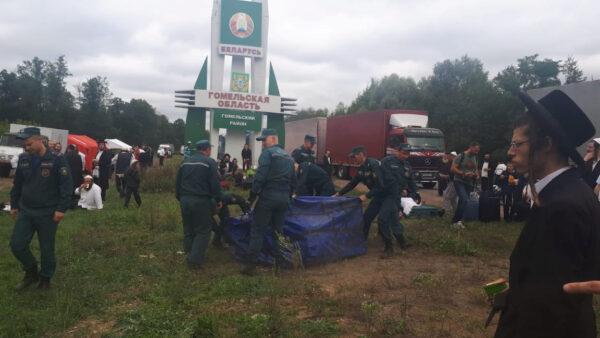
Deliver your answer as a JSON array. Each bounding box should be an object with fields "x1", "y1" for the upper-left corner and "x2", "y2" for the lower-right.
[
  {"x1": 0, "y1": 165, "x2": 11, "y2": 178},
  {"x1": 336, "y1": 166, "x2": 348, "y2": 180},
  {"x1": 422, "y1": 182, "x2": 436, "y2": 189}
]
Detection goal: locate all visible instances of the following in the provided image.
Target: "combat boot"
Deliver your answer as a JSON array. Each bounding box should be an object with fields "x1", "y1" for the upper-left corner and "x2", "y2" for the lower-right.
[
  {"x1": 397, "y1": 235, "x2": 412, "y2": 250},
  {"x1": 37, "y1": 277, "x2": 51, "y2": 290},
  {"x1": 241, "y1": 263, "x2": 256, "y2": 276},
  {"x1": 15, "y1": 266, "x2": 39, "y2": 291},
  {"x1": 380, "y1": 243, "x2": 394, "y2": 259}
]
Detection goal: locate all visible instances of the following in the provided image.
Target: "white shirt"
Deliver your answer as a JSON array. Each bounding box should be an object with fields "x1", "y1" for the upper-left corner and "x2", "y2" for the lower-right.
[
  {"x1": 593, "y1": 160, "x2": 599, "y2": 172},
  {"x1": 79, "y1": 152, "x2": 86, "y2": 169},
  {"x1": 534, "y1": 167, "x2": 570, "y2": 194},
  {"x1": 157, "y1": 148, "x2": 166, "y2": 157},
  {"x1": 75, "y1": 184, "x2": 103, "y2": 210},
  {"x1": 481, "y1": 161, "x2": 490, "y2": 178},
  {"x1": 96, "y1": 150, "x2": 103, "y2": 161},
  {"x1": 495, "y1": 163, "x2": 507, "y2": 176}
]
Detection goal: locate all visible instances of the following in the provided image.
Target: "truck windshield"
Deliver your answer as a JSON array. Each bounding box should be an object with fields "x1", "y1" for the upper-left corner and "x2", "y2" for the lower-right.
[
  {"x1": 0, "y1": 134, "x2": 23, "y2": 147},
  {"x1": 407, "y1": 137, "x2": 444, "y2": 151}
]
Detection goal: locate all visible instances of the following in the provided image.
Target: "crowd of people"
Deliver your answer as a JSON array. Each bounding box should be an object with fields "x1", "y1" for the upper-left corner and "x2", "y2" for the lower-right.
[{"x1": 7, "y1": 88, "x2": 600, "y2": 337}]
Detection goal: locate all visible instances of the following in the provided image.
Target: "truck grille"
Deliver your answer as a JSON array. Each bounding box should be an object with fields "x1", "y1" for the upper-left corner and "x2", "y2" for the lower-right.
[{"x1": 408, "y1": 156, "x2": 442, "y2": 169}]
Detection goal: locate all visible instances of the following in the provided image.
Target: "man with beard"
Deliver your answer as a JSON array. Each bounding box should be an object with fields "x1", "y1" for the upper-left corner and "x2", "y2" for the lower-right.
[{"x1": 494, "y1": 90, "x2": 600, "y2": 338}]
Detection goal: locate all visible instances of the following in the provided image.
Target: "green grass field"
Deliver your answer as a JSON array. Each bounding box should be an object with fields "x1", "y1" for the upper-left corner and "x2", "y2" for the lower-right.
[{"x1": 0, "y1": 159, "x2": 598, "y2": 337}]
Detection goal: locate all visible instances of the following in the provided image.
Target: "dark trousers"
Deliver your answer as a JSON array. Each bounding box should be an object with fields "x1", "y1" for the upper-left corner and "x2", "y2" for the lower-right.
[
  {"x1": 438, "y1": 178, "x2": 448, "y2": 196},
  {"x1": 363, "y1": 196, "x2": 383, "y2": 237},
  {"x1": 115, "y1": 174, "x2": 126, "y2": 197},
  {"x1": 159, "y1": 157, "x2": 164, "y2": 166},
  {"x1": 180, "y1": 196, "x2": 214, "y2": 266},
  {"x1": 452, "y1": 181, "x2": 474, "y2": 223},
  {"x1": 98, "y1": 175, "x2": 109, "y2": 201},
  {"x1": 377, "y1": 197, "x2": 399, "y2": 246},
  {"x1": 481, "y1": 177, "x2": 490, "y2": 191},
  {"x1": 124, "y1": 187, "x2": 141, "y2": 207},
  {"x1": 10, "y1": 210, "x2": 58, "y2": 278},
  {"x1": 502, "y1": 190, "x2": 516, "y2": 222},
  {"x1": 248, "y1": 196, "x2": 289, "y2": 264},
  {"x1": 243, "y1": 159, "x2": 251, "y2": 171},
  {"x1": 212, "y1": 205, "x2": 230, "y2": 244}
]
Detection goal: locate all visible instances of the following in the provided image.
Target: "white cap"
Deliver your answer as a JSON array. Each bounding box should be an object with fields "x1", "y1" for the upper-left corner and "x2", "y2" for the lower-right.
[
  {"x1": 593, "y1": 137, "x2": 600, "y2": 144},
  {"x1": 450, "y1": 151, "x2": 458, "y2": 156}
]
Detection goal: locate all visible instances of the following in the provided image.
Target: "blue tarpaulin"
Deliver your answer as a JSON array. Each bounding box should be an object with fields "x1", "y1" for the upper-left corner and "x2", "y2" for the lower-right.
[{"x1": 225, "y1": 196, "x2": 367, "y2": 266}]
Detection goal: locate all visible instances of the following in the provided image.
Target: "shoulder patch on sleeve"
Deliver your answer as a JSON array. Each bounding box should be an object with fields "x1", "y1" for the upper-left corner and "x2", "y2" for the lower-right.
[{"x1": 60, "y1": 167, "x2": 69, "y2": 176}]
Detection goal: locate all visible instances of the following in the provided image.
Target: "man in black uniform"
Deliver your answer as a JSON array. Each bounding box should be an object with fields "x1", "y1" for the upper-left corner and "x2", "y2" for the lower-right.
[
  {"x1": 335, "y1": 146, "x2": 385, "y2": 238},
  {"x1": 291, "y1": 134, "x2": 316, "y2": 164},
  {"x1": 10, "y1": 128, "x2": 72, "y2": 290},
  {"x1": 242, "y1": 129, "x2": 295, "y2": 275},
  {"x1": 175, "y1": 140, "x2": 222, "y2": 269},
  {"x1": 295, "y1": 161, "x2": 335, "y2": 196},
  {"x1": 494, "y1": 90, "x2": 600, "y2": 338},
  {"x1": 378, "y1": 144, "x2": 412, "y2": 258}
]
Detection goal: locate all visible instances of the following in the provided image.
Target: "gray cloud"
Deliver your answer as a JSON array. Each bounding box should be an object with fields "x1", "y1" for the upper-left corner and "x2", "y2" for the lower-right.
[{"x1": 1, "y1": 0, "x2": 599, "y2": 121}]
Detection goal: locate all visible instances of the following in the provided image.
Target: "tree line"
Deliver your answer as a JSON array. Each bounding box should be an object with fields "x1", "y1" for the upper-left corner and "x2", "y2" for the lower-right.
[
  {"x1": 0, "y1": 56, "x2": 185, "y2": 148},
  {"x1": 291, "y1": 54, "x2": 587, "y2": 159}
]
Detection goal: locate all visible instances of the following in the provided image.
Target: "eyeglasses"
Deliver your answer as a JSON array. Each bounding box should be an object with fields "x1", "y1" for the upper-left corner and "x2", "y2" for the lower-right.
[{"x1": 509, "y1": 140, "x2": 529, "y2": 149}]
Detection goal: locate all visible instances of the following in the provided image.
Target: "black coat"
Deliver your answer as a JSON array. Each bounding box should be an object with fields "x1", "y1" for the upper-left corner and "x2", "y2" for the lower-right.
[
  {"x1": 97, "y1": 150, "x2": 112, "y2": 188},
  {"x1": 584, "y1": 160, "x2": 600, "y2": 189},
  {"x1": 495, "y1": 168, "x2": 600, "y2": 338},
  {"x1": 65, "y1": 150, "x2": 83, "y2": 188}
]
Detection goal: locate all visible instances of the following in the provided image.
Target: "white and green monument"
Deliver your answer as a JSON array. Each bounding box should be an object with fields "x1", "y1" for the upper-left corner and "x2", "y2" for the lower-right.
[{"x1": 175, "y1": 0, "x2": 296, "y2": 164}]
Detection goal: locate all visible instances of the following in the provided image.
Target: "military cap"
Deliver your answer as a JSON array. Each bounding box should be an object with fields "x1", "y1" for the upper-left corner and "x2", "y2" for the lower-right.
[
  {"x1": 15, "y1": 127, "x2": 41, "y2": 140},
  {"x1": 348, "y1": 146, "x2": 366, "y2": 157},
  {"x1": 304, "y1": 134, "x2": 316, "y2": 144},
  {"x1": 256, "y1": 128, "x2": 277, "y2": 141},
  {"x1": 196, "y1": 139, "x2": 212, "y2": 150}
]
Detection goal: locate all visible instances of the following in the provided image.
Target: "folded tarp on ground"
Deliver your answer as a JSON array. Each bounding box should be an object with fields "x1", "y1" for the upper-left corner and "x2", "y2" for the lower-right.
[{"x1": 225, "y1": 196, "x2": 367, "y2": 267}]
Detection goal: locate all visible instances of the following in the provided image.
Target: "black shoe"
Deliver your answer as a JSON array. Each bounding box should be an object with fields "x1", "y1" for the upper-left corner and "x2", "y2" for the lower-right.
[
  {"x1": 240, "y1": 264, "x2": 256, "y2": 276},
  {"x1": 186, "y1": 261, "x2": 203, "y2": 271},
  {"x1": 15, "y1": 267, "x2": 39, "y2": 291},
  {"x1": 37, "y1": 277, "x2": 50, "y2": 290},
  {"x1": 396, "y1": 235, "x2": 412, "y2": 250},
  {"x1": 380, "y1": 245, "x2": 394, "y2": 259},
  {"x1": 212, "y1": 240, "x2": 224, "y2": 250}
]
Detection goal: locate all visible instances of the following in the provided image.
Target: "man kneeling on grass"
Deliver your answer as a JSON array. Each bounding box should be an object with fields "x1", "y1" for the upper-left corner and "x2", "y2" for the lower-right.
[{"x1": 75, "y1": 175, "x2": 103, "y2": 210}]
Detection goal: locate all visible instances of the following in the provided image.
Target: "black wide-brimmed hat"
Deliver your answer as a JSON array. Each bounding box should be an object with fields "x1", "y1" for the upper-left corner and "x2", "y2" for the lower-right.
[{"x1": 518, "y1": 89, "x2": 596, "y2": 167}]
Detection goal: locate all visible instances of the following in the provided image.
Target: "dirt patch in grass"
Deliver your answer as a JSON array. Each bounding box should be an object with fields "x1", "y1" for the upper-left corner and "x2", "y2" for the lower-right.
[
  {"x1": 63, "y1": 319, "x2": 116, "y2": 338},
  {"x1": 280, "y1": 240, "x2": 508, "y2": 337}
]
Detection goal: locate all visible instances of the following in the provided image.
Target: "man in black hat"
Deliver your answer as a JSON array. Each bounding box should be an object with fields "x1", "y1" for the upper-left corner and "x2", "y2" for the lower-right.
[
  {"x1": 336, "y1": 146, "x2": 385, "y2": 238},
  {"x1": 291, "y1": 134, "x2": 316, "y2": 164},
  {"x1": 295, "y1": 161, "x2": 335, "y2": 196},
  {"x1": 494, "y1": 90, "x2": 600, "y2": 338},
  {"x1": 176, "y1": 140, "x2": 222, "y2": 269},
  {"x1": 95, "y1": 140, "x2": 112, "y2": 201},
  {"x1": 10, "y1": 130, "x2": 72, "y2": 290},
  {"x1": 242, "y1": 129, "x2": 295, "y2": 275}
]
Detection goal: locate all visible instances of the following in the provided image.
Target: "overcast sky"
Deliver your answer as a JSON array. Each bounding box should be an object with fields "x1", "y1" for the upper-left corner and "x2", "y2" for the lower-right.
[{"x1": 1, "y1": 0, "x2": 599, "y2": 121}]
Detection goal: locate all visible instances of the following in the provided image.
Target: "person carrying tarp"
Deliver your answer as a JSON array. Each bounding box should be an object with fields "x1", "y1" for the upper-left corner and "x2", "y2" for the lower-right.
[
  {"x1": 295, "y1": 161, "x2": 335, "y2": 196},
  {"x1": 242, "y1": 129, "x2": 295, "y2": 275},
  {"x1": 335, "y1": 146, "x2": 385, "y2": 238}
]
